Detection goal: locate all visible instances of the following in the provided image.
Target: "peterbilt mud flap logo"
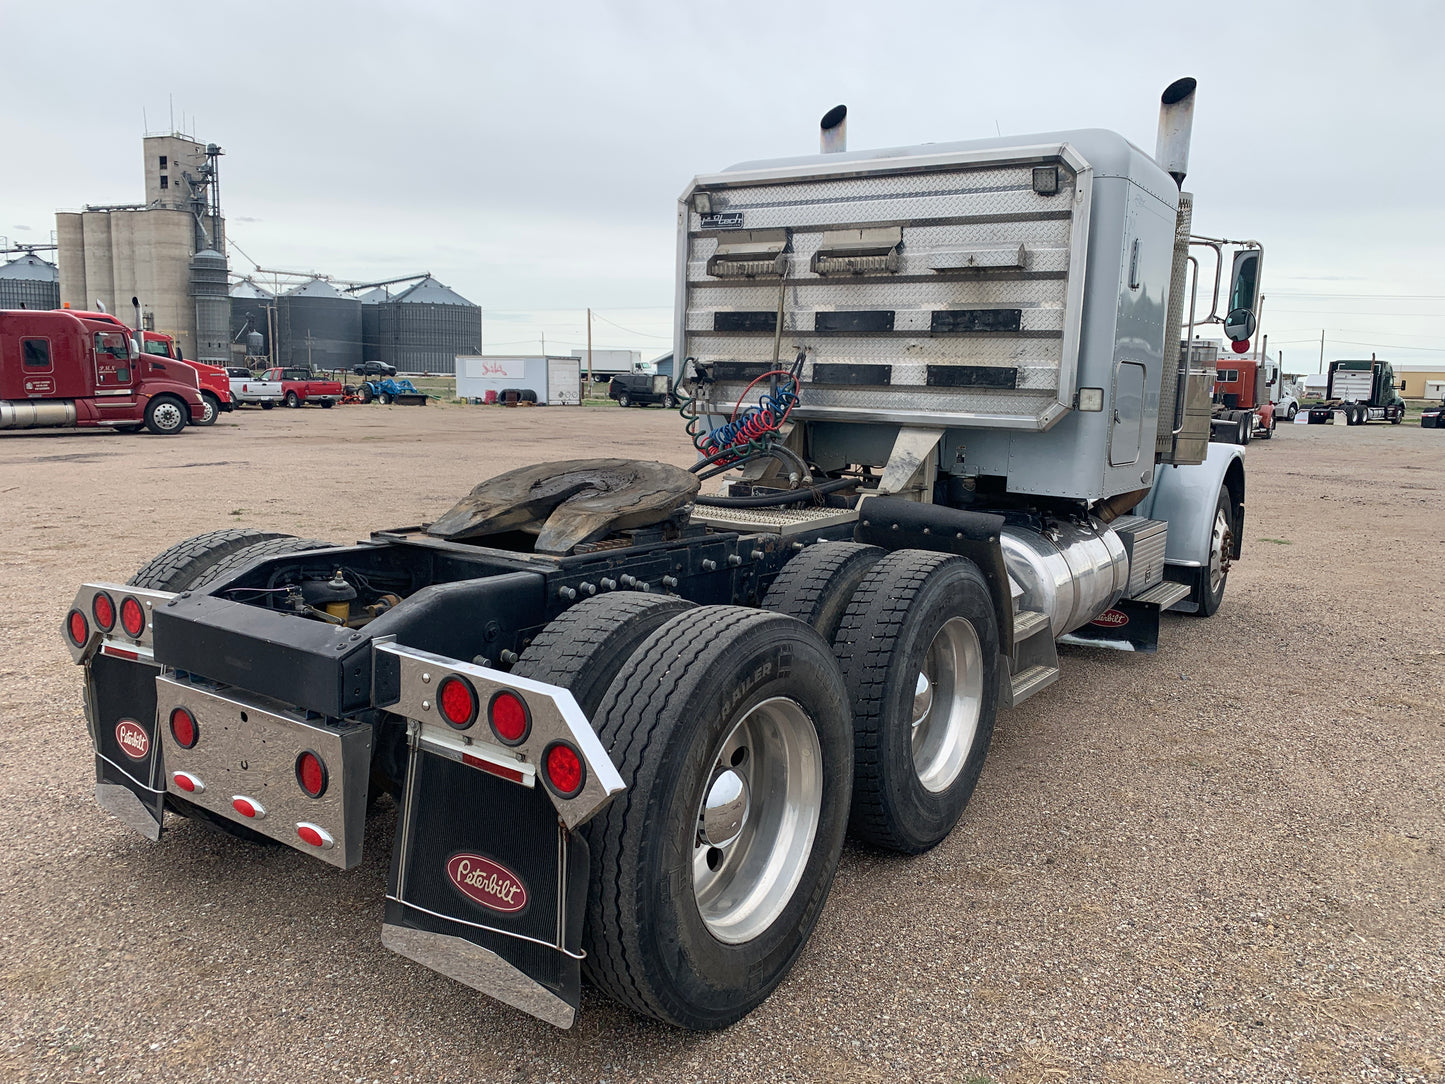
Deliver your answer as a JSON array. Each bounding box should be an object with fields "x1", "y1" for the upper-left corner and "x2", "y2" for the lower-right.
[
  {"x1": 115, "y1": 719, "x2": 150, "y2": 759},
  {"x1": 1090, "y1": 609, "x2": 1129, "y2": 629},
  {"x1": 446, "y1": 854, "x2": 528, "y2": 914}
]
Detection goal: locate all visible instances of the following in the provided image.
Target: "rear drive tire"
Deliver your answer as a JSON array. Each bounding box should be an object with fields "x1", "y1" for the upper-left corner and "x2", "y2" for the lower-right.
[
  {"x1": 762, "y1": 541, "x2": 886, "y2": 644},
  {"x1": 358, "y1": 384, "x2": 374, "y2": 403},
  {"x1": 512, "y1": 592, "x2": 694, "y2": 716},
  {"x1": 144, "y1": 395, "x2": 187, "y2": 435},
  {"x1": 197, "y1": 393, "x2": 220, "y2": 426},
  {"x1": 1193, "y1": 490, "x2": 1233, "y2": 617},
  {"x1": 129, "y1": 528, "x2": 289, "y2": 592},
  {"x1": 833, "y1": 550, "x2": 1000, "y2": 854},
  {"x1": 184, "y1": 535, "x2": 335, "y2": 593},
  {"x1": 584, "y1": 607, "x2": 852, "y2": 1029},
  {"x1": 320, "y1": 399, "x2": 334, "y2": 408},
  {"x1": 261, "y1": 400, "x2": 275, "y2": 410}
]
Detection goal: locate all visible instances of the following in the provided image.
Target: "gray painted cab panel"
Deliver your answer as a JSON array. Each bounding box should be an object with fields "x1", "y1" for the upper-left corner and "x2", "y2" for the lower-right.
[{"x1": 1137, "y1": 442, "x2": 1243, "y2": 567}]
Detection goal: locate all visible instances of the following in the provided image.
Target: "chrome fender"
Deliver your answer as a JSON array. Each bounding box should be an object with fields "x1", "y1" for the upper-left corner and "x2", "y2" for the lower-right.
[{"x1": 1136, "y1": 443, "x2": 1245, "y2": 568}]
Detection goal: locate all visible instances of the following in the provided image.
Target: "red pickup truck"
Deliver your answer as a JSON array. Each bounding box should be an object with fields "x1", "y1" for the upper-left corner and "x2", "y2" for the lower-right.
[
  {"x1": 262, "y1": 367, "x2": 342, "y2": 408},
  {"x1": 1, "y1": 309, "x2": 204, "y2": 434}
]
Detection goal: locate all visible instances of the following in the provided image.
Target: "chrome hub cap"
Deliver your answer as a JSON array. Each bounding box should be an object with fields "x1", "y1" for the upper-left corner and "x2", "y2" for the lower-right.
[
  {"x1": 911, "y1": 617, "x2": 983, "y2": 794},
  {"x1": 153, "y1": 402, "x2": 183, "y2": 430},
  {"x1": 1209, "y1": 507, "x2": 1233, "y2": 593},
  {"x1": 693, "y1": 697, "x2": 821, "y2": 944}
]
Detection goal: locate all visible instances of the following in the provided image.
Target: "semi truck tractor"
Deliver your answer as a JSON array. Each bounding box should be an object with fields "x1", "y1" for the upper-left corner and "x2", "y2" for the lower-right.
[
  {"x1": 1306, "y1": 358, "x2": 1405, "y2": 425},
  {"x1": 63, "y1": 78, "x2": 1255, "y2": 1030},
  {"x1": 1209, "y1": 357, "x2": 1277, "y2": 444},
  {"x1": 2, "y1": 307, "x2": 204, "y2": 434}
]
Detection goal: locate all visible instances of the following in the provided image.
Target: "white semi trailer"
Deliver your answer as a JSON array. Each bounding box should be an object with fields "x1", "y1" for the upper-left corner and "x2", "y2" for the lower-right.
[{"x1": 63, "y1": 78, "x2": 1255, "y2": 1032}]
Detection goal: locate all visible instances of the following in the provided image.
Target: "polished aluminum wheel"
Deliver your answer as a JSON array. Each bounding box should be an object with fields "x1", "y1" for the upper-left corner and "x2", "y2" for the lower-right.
[
  {"x1": 1209, "y1": 505, "x2": 1233, "y2": 595},
  {"x1": 692, "y1": 696, "x2": 821, "y2": 945},
  {"x1": 151, "y1": 400, "x2": 184, "y2": 432},
  {"x1": 911, "y1": 617, "x2": 983, "y2": 794}
]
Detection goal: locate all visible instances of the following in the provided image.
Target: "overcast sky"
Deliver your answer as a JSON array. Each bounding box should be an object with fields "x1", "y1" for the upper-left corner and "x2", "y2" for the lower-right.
[{"x1": 4, "y1": 1, "x2": 1441, "y2": 369}]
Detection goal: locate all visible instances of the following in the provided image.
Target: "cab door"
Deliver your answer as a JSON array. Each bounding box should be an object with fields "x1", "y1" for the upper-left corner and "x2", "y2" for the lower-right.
[{"x1": 93, "y1": 331, "x2": 135, "y2": 391}]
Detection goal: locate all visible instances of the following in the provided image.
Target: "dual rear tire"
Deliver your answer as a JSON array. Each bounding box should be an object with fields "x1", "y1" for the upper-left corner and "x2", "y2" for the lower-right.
[{"x1": 515, "y1": 597, "x2": 852, "y2": 1030}]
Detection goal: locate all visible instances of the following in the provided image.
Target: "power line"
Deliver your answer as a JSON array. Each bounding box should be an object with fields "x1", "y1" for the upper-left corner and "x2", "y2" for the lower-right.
[{"x1": 590, "y1": 310, "x2": 671, "y2": 340}]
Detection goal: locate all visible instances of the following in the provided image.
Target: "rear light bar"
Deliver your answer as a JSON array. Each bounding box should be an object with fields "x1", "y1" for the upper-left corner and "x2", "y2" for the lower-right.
[
  {"x1": 62, "y1": 582, "x2": 176, "y2": 663},
  {"x1": 374, "y1": 642, "x2": 625, "y2": 830}
]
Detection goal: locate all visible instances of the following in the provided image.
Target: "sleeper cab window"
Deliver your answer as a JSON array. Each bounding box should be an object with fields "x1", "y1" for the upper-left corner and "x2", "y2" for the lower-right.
[{"x1": 22, "y1": 338, "x2": 52, "y2": 370}]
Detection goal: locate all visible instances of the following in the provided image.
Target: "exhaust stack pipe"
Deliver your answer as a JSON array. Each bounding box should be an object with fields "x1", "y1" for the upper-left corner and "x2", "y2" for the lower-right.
[
  {"x1": 820, "y1": 105, "x2": 847, "y2": 153},
  {"x1": 1155, "y1": 77, "x2": 1196, "y2": 189}
]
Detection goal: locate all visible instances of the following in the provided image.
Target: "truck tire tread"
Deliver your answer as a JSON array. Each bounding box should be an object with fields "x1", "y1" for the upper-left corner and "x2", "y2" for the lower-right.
[
  {"x1": 511, "y1": 592, "x2": 694, "y2": 717},
  {"x1": 761, "y1": 541, "x2": 885, "y2": 644},
  {"x1": 583, "y1": 606, "x2": 851, "y2": 1028},
  {"x1": 187, "y1": 536, "x2": 335, "y2": 592},
  {"x1": 833, "y1": 549, "x2": 1000, "y2": 853},
  {"x1": 128, "y1": 529, "x2": 290, "y2": 592}
]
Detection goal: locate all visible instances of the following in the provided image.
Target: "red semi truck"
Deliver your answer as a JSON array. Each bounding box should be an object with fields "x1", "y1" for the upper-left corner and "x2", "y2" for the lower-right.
[
  {"x1": 0, "y1": 309, "x2": 204, "y2": 435},
  {"x1": 1209, "y1": 357, "x2": 1276, "y2": 444},
  {"x1": 141, "y1": 331, "x2": 234, "y2": 426}
]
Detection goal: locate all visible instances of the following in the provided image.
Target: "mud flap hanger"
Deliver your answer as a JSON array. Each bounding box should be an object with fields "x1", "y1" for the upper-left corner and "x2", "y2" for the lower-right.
[{"x1": 371, "y1": 641, "x2": 625, "y2": 830}]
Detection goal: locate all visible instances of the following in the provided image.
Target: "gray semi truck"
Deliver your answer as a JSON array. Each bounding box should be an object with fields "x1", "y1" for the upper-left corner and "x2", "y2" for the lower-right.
[{"x1": 63, "y1": 78, "x2": 1258, "y2": 1031}]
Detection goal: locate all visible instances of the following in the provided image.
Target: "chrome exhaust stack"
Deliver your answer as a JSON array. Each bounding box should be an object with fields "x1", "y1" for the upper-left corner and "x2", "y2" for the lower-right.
[
  {"x1": 1155, "y1": 77, "x2": 1196, "y2": 189},
  {"x1": 820, "y1": 105, "x2": 847, "y2": 153}
]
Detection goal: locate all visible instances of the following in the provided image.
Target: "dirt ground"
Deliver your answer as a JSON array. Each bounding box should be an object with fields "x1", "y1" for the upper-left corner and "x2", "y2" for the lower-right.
[{"x1": 0, "y1": 402, "x2": 1441, "y2": 1084}]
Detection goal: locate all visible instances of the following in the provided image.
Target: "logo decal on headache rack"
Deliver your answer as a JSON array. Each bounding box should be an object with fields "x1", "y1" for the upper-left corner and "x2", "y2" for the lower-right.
[
  {"x1": 700, "y1": 211, "x2": 744, "y2": 230},
  {"x1": 1090, "y1": 609, "x2": 1129, "y2": 629},
  {"x1": 446, "y1": 853, "x2": 529, "y2": 914},
  {"x1": 115, "y1": 719, "x2": 150, "y2": 759}
]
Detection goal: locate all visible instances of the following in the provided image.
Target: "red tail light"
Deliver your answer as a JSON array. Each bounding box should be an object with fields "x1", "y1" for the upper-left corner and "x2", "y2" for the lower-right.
[
  {"x1": 67, "y1": 610, "x2": 89, "y2": 646},
  {"x1": 543, "y1": 742, "x2": 585, "y2": 799},
  {"x1": 169, "y1": 707, "x2": 198, "y2": 749},
  {"x1": 295, "y1": 751, "x2": 328, "y2": 798},
  {"x1": 488, "y1": 690, "x2": 530, "y2": 745},
  {"x1": 296, "y1": 823, "x2": 334, "y2": 849},
  {"x1": 437, "y1": 676, "x2": 478, "y2": 729},
  {"x1": 92, "y1": 592, "x2": 116, "y2": 631},
  {"x1": 232, "y1": 796, "x2": 265, "y2": 819},
  {"x1": 120, "y1": 596, "x2": 145, "y2": 637},
  {"x1": 172, "y1": 771, "x2": 203, "y2": 793}
]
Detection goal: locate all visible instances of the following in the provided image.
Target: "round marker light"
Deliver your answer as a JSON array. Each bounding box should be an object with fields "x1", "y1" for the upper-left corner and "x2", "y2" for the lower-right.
[
  {"x1": 296, "y1": 751, "x2": 328, "y2": 798},
  {"x1": 67, "y1": 610, "x2": 89, "y2": 646},
  {"x1": 169, "y1": 707, "x2": 198, "y2": 749},
  {"x1": 92, "y1": 592, "x2": 116, "y2": 632},
  {"x1": 120, "y1": 596, "x2": 146, "y2": 638},
  {"x1": 488, "y1": 691, "x2": 531, "y2": 745},
  {"x1": 437, "y1": 676, "x2": 478, "y2": 730},
  {"x1": 1231, "y1": 339, "x2": 1251, "y2": 355},
  {"x1": 543, "y1": 742, "x2": 585, "y2": 799}
]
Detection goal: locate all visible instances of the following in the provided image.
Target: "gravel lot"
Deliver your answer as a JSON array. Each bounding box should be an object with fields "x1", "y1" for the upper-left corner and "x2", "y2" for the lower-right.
[{"x1": 1, "y1": 403, "x2": 1441, "y2": 1083}]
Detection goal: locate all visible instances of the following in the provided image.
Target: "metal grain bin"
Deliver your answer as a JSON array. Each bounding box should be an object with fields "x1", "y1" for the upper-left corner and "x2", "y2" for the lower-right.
[
  {"x1": 190, "y1": 248, "x2": 231, "y2": 363},
  {"x1": 0, "y1": 253, "x2": 61, "y2": 310},
  {"x1": 377, "y1": 276, "x2": 480, "y2": 375},
  {"x1": 358, "y1": 286, "x2": 391, "y2": 364},
  {"x1": 230, "y1": 277, "x2": 275, "y2": 361},
  {"x1": 279, "y1": 278, "x2": 361, "y2": 372}
]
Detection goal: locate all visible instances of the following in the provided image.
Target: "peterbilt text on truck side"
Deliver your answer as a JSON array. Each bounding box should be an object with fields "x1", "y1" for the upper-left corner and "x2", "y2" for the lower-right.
[{"x1": 65, "y1": 79, "x2": 1259, "y2": 1030}]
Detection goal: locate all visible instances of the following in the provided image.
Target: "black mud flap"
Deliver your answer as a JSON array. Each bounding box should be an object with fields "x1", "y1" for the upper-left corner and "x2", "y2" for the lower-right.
[
  {"x1": 382, "y1": 747, "x2": 588, "y2": 1028},
  {"x1": 1057, "y1": 597, "x2": 1161, "y2": 653},
  {"x1": 86, "y1": 652, "x2": 167, "y2": 840}
]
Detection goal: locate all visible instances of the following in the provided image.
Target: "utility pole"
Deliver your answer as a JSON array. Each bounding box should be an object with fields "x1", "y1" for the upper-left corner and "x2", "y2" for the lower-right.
[
  {"x1": 587, "y1": 307, "x2": 594, "y2": 385},
  {"x1": 1318, "y1": 329, "x2": 1325, "y2": 373},
  {"x1": 541, "y1": 331, "x2": 546, "y2": 355}
]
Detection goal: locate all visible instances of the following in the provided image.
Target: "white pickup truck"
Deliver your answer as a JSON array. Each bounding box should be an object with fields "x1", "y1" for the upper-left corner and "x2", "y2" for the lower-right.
[{"x1": 226, "y1": 367, "x2": 282, "y2": 409}]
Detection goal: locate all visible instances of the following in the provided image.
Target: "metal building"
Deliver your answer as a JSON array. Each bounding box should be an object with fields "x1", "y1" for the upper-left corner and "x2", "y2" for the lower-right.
[
  {"x1": 358, "y1": 286, "x2": 392, "y2": 364},
  {"x1": 279, "y1": 278, "x2": 362, "y2": 371},
  {"x1": 376, "y1": 276, "x2": 480, "y2": 375},
  {"x1": 0, "y1": 253, "x2": 61, "y2": 310},
  {"x1": 230, "y1": 277, "x2": 275, "y2": 363}
]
